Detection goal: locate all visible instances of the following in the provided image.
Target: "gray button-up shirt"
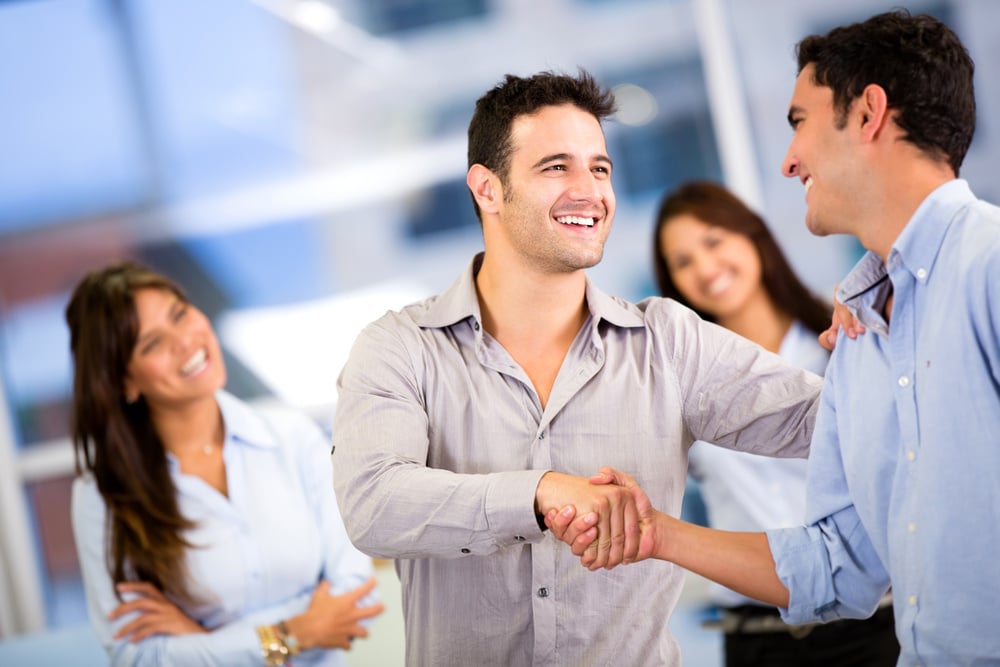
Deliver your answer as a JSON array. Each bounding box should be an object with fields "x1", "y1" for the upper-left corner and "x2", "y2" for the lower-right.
[{"x1": 333, "y1": 254, "x2": 820, "y2": 666}]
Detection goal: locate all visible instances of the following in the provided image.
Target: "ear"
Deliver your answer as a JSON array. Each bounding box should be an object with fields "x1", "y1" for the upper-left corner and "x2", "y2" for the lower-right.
[
  {"x1": 467, "y1": 164, "x2": 501, "y2": 216},
  {"x1": 857, "y1": 83, "x2": 889, "y2": 142},
  {"x1": 123, "y1": 377, "x2": 139, "y2": 404}
]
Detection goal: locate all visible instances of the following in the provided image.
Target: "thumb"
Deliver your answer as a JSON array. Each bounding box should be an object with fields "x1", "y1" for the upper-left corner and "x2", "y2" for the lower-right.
[{"x1": 312, "y1": 579, "x2": 332, "y2": 601}]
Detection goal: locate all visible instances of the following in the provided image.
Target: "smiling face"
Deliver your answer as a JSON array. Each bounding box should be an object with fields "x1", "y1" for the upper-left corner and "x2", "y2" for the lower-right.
[
  {"x1": 659, "y1": 213, "x2": 766, "y2": 320},
  {"x1": 123, "y1": 288, "x2": 226, "y2": 410},
  {"x1": 782, "y1": 64, "x2": 863, "y2": 238},
  {"x1": 492, "y1": 103, "x2": 615, "y2": 273}
]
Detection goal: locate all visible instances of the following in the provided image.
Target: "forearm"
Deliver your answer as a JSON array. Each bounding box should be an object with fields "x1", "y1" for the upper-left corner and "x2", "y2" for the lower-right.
[
  {"x1": 334, "y1": 457, "x2": 546, "y2": 558},
  {"x1": 653, "y1": 512, "x2": 790, "y2": 608}
]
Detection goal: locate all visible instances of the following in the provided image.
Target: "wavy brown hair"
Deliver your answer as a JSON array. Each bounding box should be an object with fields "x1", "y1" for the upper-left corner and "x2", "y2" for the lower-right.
[
  {"x1": 653, "y1": 181, "x2": 831, "y2": 337},
  {"x1": 66, "y1": 261, "x2": 199, "y2": 604}
]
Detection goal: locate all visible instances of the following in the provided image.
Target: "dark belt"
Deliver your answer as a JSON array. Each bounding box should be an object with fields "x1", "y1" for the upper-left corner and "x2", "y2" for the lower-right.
[
  {"x1": 718, "y1": 606, "x2": 817, "y2": 638},
  {"x1": 704, "y1": 596, "x2": 894, "y2": 638}
]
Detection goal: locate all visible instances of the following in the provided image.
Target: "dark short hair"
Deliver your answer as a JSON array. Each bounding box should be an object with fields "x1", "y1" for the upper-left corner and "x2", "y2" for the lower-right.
[
  {"x1": 466, "y1": 69, "x2": 616, "y2": 220},
  {"x1": 653, "y1": 181, "x2": 832, "y2": 337},
  {"x1": 796, "y1": 9, "x2": 975, "y2": 175}
]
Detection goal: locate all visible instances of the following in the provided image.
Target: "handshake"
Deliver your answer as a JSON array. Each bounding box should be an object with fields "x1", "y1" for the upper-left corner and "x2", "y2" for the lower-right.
[{"x1": 535, "y1": 466, "x2": 667, "y2": 570}]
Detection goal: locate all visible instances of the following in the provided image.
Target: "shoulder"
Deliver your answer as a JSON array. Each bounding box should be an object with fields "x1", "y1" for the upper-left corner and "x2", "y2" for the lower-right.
[
  {"x1": 220, "y1": 391, "x2": 328, "y2": 456},
  {"x1": 71, "y1": 473, "x2": 106, "y2": 529}
]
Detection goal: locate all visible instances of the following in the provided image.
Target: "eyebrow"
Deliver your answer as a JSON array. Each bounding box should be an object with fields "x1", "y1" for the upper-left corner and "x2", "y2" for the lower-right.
[{"x1": 531, "y1": 153, "x2": 614, "y2": 170}]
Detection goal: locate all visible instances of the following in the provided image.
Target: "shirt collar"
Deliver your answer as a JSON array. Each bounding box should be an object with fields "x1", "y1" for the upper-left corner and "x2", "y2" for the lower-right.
[
  {"x1": 215, "y1": 389, "x2": 280, "y2": 450},
  {"x1": 838, "y1": 179, "x2": 974, "y2": 305},
  {"x1": 413, "y1": 252, "x2": 645, "y2": 331}
]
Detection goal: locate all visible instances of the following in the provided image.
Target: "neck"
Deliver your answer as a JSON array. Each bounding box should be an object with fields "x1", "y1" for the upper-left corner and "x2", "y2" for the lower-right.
[
  {"x1": 717, "y1": 294, "x2": 792, "y2": 354},
  {"x1": 859, "y1": 160, "x2": 955, "y2": 261},
  {"x1": 475, "y1": 251, "x2": 589, "y2": 345},
  {"x1": 150, "y1": 394, "x2": 224, "y2": 458}
]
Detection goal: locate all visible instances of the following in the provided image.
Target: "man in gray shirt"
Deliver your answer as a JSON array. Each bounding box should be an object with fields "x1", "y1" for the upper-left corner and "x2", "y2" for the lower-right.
[{"x1": 332, "y1": 70, "x2": 820, "y2": 666}]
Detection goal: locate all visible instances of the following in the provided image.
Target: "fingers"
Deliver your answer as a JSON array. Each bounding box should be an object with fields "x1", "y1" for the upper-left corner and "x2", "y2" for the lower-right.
[
  {"x1": 115, "y1": 581, "x2": 165, "y2": 600},
  {"x1": 621, "y1": 491, "x2": 640, "y2": 566},
  {"x1": 356, "y1": 601, "x2": 385, "y2": 621},
  {"x1": 108, "y1": 597, "x2": 164, "y2": 621},
  {"x1": 347, "y1": 576, "x2": 377, "y2": 602},
  {"x1": 588, "y1": 468, "x2": 616, "y2": 485},
  {"x1": 605, "y1": 489, "x2": 626, "y2": 569}
]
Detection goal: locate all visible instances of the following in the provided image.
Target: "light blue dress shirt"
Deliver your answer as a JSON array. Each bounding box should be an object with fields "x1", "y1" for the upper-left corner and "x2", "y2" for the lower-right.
[
  {"x1": 72, "y1": 390, "x2": 374, "y2": 666},
  {"x1": 768, "y1": 180, "x2": 1000, "y2": 665}
]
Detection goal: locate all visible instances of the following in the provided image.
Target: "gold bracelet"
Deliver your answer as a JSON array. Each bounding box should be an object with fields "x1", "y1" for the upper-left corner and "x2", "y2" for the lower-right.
[
  {"x1": 277, "y1": 620, "x2": 301, "y2": 656},
  {"x1": 257, "y1": 624, "x2": 291, "y2": 667}
]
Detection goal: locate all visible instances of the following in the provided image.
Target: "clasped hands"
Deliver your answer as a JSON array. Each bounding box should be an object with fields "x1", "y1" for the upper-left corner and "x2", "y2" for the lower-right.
[{"x1": 535, "y1": 467, "x2": 661, "y2": 571}]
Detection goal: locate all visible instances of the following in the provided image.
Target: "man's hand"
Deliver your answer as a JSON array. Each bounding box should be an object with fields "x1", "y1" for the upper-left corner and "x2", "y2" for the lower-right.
[
  {"x1": 819, "y1": 288, "x2": 865, "y2": 351},
  {"x1": 109, "y1": 582, "x2": 206, "y2": 642},
  {"x1": 535, "y1": 471, "x2": 640, "y2": 570},
  {"x1": 545, "y1": 467, "x2": 660, "y2": 570}
]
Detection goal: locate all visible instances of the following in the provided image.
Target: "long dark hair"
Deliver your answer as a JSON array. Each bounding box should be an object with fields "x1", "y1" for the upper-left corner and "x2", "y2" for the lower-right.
[
  {"x1": 66, "y1": 261, "x2": 199, "y2": 604},
  {"x1": 652, "y1": 181, "x2": 831, "y2": 337}
]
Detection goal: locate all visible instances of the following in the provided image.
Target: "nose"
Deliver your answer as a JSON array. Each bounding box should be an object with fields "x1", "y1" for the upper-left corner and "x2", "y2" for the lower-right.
[
  {"x1": 781, "y1": 144, "x2": 799, "y2": 179},
  {"x1": 691, "y1": 251, "x2": 717, "y2": 280},
  {"x1": 568, "y1": 168, "x2": 604, "y2": 202}
]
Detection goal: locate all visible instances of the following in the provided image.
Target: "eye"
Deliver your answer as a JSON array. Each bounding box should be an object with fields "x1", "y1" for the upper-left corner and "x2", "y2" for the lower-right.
[
  {"x1": 669, "y1": 255, "x2": 690, "y2": 271},
  {"x1": 544, "y1": 164, "x2": 567, "y2": 172},
  {"x1": 173, "y1": 304, "x2": 189, "y2": 323},
  {"x1": 139, "y1": 336, "x2": 161, "y2": 355}
]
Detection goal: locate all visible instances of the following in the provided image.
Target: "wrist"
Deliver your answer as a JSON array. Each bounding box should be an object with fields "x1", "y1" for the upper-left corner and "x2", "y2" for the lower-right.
[
  {"x1": 256, "y1": 624, "x2": 291, "y2": 667},
  {"x1": 283, "y1": 614, "x2": 313, "y2": 652},
  {"x1": 277, "y1": 620, "x2": 301, "y2": 657}
]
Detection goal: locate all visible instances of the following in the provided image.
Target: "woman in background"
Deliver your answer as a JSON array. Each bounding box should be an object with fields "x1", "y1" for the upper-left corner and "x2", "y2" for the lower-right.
[
  {"x1": 653, "y1": 181, "x2": 897, "y2": 666},
  {"x1": 67, "y1": 261, "x2": 383, "y2": 667}
]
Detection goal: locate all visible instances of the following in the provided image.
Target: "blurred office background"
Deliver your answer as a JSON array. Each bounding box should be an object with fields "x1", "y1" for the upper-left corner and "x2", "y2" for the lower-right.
[{"x1": 1, "y1": 0, "x2": 997, "y2": 664}]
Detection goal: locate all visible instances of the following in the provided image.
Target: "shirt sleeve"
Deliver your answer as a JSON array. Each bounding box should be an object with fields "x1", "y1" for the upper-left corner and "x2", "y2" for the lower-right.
[
  {"x1": 332, "y1": 318, "x2": 548, "y2": 559},
  {"x1": 293, "y1": 413, "x2": 376, "y2": 600},
  {"x1": 765, "y1": 363, "x2": 890, "y2": 624},
  {"x1": 663, "y1": 301, "x2": 822, "y2": 458}
]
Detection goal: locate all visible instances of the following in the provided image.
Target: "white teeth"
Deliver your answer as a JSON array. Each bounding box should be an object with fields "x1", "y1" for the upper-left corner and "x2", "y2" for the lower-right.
[
  {"x1": 556, "y1": 215, "x2": 595, "y2": 227},
  {"x1": 804, "y1": 176, "x2": 814, "y2": 193},
  {"x1": 706, "y1": 274, "x2": 733, "y2": 296},
  {"x1": 181, "y1": 348, "x2": 207, "y2": 376}
]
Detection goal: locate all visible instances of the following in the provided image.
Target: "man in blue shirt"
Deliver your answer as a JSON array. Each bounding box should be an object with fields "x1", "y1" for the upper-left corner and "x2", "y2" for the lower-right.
[{"x1": 548, "y1": 10, "x2": 1000, "y2": 665}]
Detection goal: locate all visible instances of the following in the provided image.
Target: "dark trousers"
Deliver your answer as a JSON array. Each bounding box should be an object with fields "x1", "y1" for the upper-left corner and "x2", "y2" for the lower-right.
[{"x1": 724, "y1": 604, "x2": 899, "y2": 667}]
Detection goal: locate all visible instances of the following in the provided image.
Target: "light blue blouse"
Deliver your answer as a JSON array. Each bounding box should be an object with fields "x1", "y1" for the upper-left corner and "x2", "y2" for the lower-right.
[
  {"x1": 73, "y1": 390, "x2": 374, "y2": 666},
  {"x1": 768, "y1": 180, "x2": 1000, "y2": 664}
]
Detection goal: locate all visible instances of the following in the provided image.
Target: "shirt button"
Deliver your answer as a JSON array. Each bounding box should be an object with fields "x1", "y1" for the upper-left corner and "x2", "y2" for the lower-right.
[
  {"x1": 538, "y1": 433, "x2": 545, "y2": 440},
  {"x1": 908, "y1": 522, "x2": 916, "y2": 533},
  {"x1": 916, "y1": 268, "x2": 928, "y2": 280},
  {"x1": 537, "y1": 587, "x2": 549, "y2": 598},
  {"x1": 473, "y1": 321, "x2": 480, "y2": 331},
  {"x1": 514, "y1": 535, "x2": 526, "y2": 542},
  {"x1": 908, "y1": 595, "x2": 917, "y2": 606},
  {"x1": 461, "y1": 548, "x2": 471, "y2": 554},
  {"x1": 898, "y1": 375, "x2": 910, "y2": 387},
  {"x1": 907, "y1": 451, "x2": 916, "y2": 462}
]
